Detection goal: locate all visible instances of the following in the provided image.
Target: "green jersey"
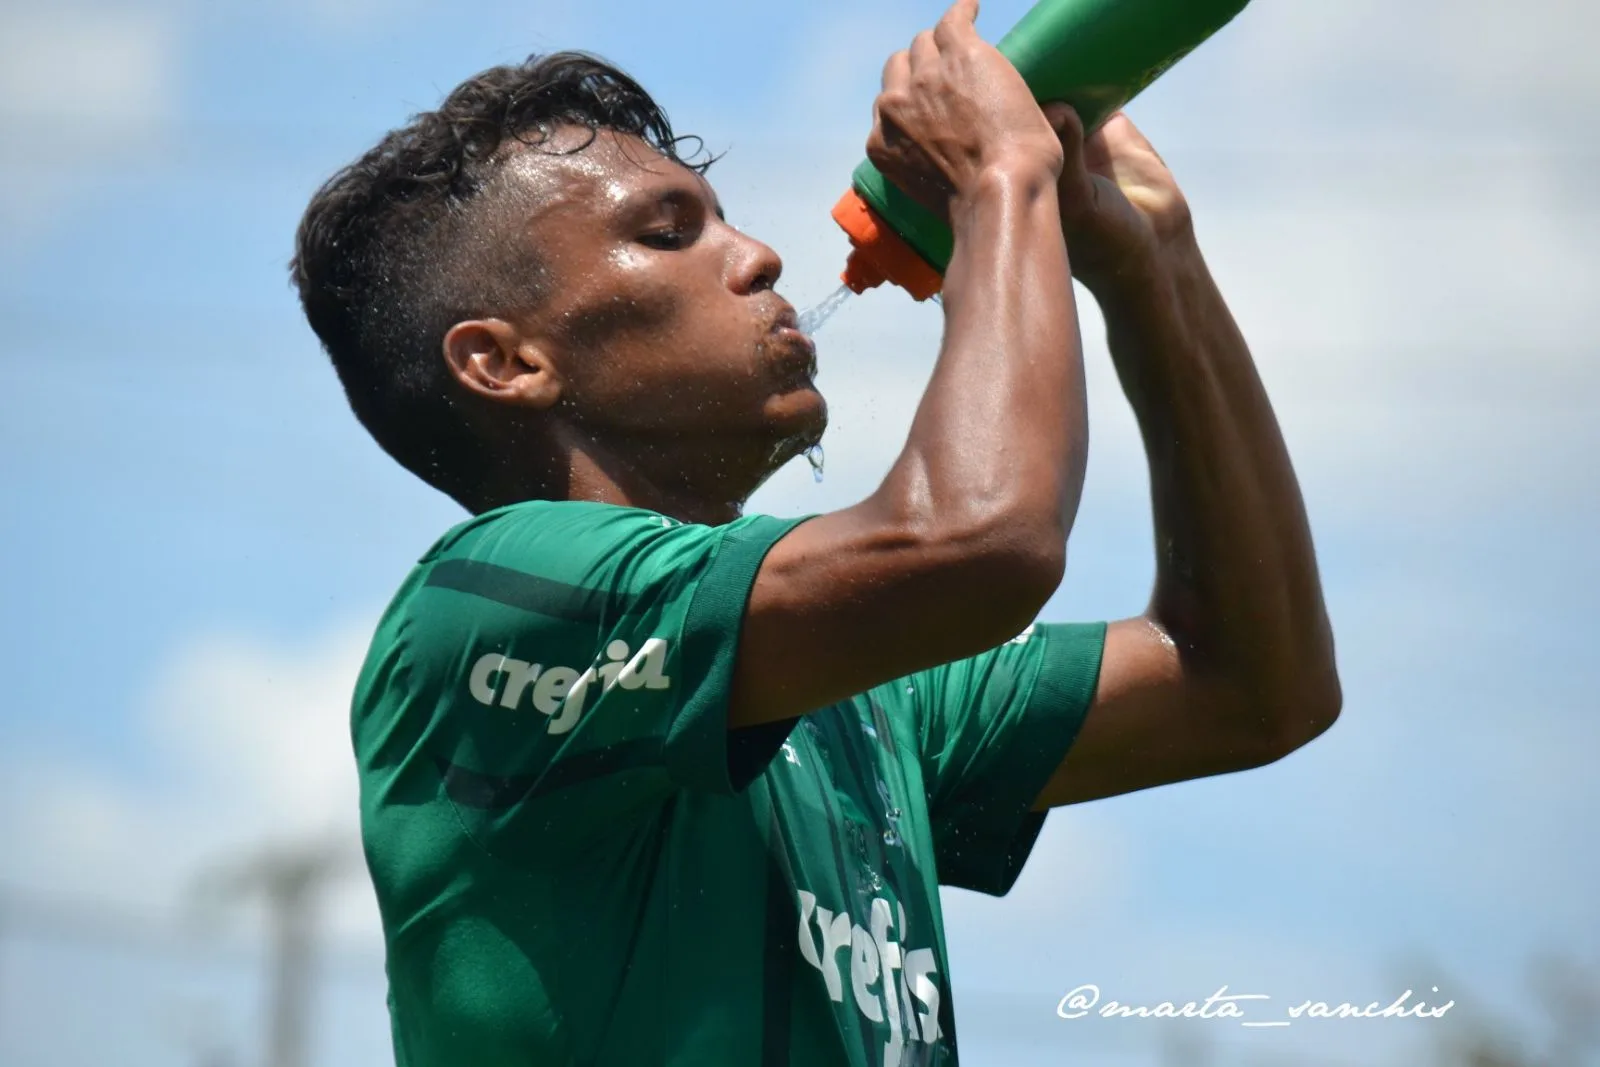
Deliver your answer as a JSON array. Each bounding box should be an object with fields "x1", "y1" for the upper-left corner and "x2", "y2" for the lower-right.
[{"x1": 353, "y1": 500, "x2": 1105, "y2": 1067}]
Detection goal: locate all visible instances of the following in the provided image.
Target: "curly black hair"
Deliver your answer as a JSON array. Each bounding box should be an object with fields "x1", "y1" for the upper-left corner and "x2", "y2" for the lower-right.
[{"x1": 290, "y1": 52, "x2": 714, "y2": 507}]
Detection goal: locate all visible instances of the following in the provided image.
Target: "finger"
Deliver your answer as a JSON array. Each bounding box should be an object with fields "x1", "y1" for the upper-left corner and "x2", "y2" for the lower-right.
[
  {"x1": 1042, "y1": 102, "x2": 1088, "y2": 175},
  {"x1": 934, "y1": 0, "x2": 978, "y2": 43},
  {"x1": 909, "y1": 28, "x2": 937, "y2": 73},
  {"x1": 1043, "y1": 103, "x2": 1095, "y2": 212},
  {"x1": 946, "y1": 0, "x2": 979, "y2": 25},
  {"x1": 1041, "y1": 101, "x2": 1081, "y2": 139},
  {"x1": 865, "y1": 114, "x2": 911, "y2": 172},
  {"x1": 865, "y1": 118, "x2": 887, "y2": 167},
  {"x1": 866, "y1": 93, "x2": 892, "y2": 159},
  {"x1": 1081, "y1": 125, "x2": 1116, "y2": 177},
  {"x1": 881, "y1": 47, "x2": 910, "y2": 91}
]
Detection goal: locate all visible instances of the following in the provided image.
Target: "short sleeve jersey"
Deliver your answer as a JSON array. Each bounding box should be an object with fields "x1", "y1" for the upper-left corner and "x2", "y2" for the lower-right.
[{"x1": 353, "y1": 500, "x2": 1105, "y2": 1067}]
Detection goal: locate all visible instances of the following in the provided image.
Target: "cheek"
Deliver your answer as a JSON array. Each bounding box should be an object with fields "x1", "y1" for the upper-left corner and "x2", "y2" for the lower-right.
[
  {"x1": 548, "y1": 253, "x2": 768, "y2": 411},
  {"x1": 555, "y1": 243, "x2": 739, "y2": 356},
  {"x1": 557, "y1": 285, "x2": 680, "y2": 353}
]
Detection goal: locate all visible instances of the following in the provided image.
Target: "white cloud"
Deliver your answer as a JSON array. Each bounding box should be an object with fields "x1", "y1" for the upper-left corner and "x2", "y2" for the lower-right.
[
  {"x1": 0, "y1": 0, "x2": 410, "y2": 244},
  {"x1": 0, "y1": 8, "x2": 179, "y2": 240},
  {"x1": 1163, "y1": 157, "x2": 1599, "y2": 513},
  {"x1": 147, "y1": 625, "x2": 368, "y2": 834},
  {"x1": 1228, "y1": 0, "x2": 1600, "y2": 122},
  {"x1": 0, "y1": 10, "x2": 177, "y2": 129},
  {"x1": 0, "y1": 619, "x2": 381, "y2": 946}
]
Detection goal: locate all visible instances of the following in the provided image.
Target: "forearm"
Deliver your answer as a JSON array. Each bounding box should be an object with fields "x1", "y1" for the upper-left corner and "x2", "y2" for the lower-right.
[
  {"x1": 882, "y1": 166, "x2": 1087, "y2": 556},
  {"x1": 1097, "y1": 232, "x2": 1338, "y2": 729}
]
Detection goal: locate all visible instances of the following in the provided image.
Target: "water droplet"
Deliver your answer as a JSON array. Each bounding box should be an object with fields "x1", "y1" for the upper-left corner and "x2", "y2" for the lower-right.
[
  {"x1": 804, "y1": 443, "x2": 824, "y2": 483},
  {"x1": 883, "y1": 829, "x2": 901, "y2": 847},
  {"x1": 797, "y1": 283, "x2": 853, "y2": 335},
  {"x1": 904, "y1": 684, "x2": 914, "y2": 695}
]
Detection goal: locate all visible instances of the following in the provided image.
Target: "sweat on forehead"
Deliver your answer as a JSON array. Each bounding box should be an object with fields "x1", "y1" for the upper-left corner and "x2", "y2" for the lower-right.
[{"x1": 491, "y1": 126, "x2": 714, "y2": 214}]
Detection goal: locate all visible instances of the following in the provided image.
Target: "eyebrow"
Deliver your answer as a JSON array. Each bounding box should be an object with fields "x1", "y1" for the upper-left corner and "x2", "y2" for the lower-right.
[{"x1": 643, "y1": 184, "x2": 725, "y2": 222}]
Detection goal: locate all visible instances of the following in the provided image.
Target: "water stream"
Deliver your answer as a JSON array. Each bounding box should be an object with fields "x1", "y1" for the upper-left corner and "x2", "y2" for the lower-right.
[{"x1": 796, "y1": 283, "x2": 853, "y2": 335}]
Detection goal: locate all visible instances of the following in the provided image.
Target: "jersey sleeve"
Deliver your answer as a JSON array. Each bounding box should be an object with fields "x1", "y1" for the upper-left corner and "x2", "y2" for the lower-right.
[
  {"x1": 372, "y1": 502, "x2": 809, "y2": 858},
  {"x1": 897, "y1": 621, "x2": 1107, "y2": 896}
]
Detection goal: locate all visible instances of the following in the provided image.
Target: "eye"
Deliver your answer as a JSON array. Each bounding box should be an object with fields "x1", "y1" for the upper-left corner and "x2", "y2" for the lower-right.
[{"x1": 638, "y1": 228, "x2": 690, "y2": 250}]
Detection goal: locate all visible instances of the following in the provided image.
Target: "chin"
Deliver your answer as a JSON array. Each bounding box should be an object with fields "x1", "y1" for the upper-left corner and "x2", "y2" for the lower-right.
[
  {"x1": 749, "y1": 396, "x2": 825, "y2": 476},
  {"x1": 766, "y1": 386, "x2": 827, "y2": 447}
]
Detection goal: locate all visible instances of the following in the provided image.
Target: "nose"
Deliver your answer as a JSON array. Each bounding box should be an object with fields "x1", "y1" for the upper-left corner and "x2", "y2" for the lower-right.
[{"x1": 728, "y1": 227, "x2": 783, "y2": 295}]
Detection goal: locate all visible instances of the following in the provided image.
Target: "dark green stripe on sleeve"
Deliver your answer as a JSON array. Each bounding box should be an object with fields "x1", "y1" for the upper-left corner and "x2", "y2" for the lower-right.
[{"x1": 425, "y1": 558, "x2": 609, "y2": 622}]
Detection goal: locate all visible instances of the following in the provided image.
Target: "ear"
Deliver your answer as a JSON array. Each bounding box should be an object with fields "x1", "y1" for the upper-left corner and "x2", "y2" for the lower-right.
[{"x1": 442, "y1": 318, "x2": 562, "y2": 410}]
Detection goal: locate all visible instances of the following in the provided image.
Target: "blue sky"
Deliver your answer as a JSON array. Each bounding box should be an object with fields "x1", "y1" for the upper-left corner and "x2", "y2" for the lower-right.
[{"x1": 2, "y1": 1, "x2": 1597, "y2": 1065}]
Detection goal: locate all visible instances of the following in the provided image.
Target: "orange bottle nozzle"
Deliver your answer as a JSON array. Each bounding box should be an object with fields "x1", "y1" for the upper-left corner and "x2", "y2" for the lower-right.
[{"x1": 831, "y1": 188, "x2": 944, "y2": 302}]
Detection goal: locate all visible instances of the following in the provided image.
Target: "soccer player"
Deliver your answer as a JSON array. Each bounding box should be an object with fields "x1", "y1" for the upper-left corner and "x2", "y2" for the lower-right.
[{"x1": 290, "y1": 1, "x2": 1340, "y2": 1063}]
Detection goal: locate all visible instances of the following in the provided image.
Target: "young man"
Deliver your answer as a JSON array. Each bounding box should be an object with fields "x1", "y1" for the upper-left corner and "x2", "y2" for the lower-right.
[{"x1": 291, "y1": 2, "x2": 1340, "y2": 1063}]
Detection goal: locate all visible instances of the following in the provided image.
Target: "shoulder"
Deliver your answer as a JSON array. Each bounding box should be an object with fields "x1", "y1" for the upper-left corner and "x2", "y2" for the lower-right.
[
  {"x1": 426, "y1": 500, "x2": 675, "y2": 558},
  {"x1": 429, "y1": 500, "x2": 795, "y2": 556},
  {"x1": 359, "y1": 504, "x2": 708, "y2": 703},
  {"x1": 413, "y1": 501, "x2": 708, "y2": 584},
  {"x1": 404, "y1": 502, "x2": 804, "y2": 618}
]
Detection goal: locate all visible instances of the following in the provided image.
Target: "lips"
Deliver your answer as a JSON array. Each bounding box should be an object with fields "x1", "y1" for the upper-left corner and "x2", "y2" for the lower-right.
[
  {"x1": 771, "y1": 305, "x2": 800, "y2": 333},
  {"x1": 763, "y1": 302, "x2": 817, "y2": 382}
]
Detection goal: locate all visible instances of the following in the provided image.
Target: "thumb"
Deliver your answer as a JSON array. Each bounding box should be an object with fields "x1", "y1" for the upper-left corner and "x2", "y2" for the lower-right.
[
  {"x1": 1042, "y1": 101, "x2": 1085, "y2": 163},
  {"x1": 942, "y1": 0, "x2": 979, "y2": 29},
  {"x1": 1041, "y1": 101, "x2": 1078, "y2": 136},
  {"x1": 1042, "y1": 102, "x2": 1093, "y2": 201}
]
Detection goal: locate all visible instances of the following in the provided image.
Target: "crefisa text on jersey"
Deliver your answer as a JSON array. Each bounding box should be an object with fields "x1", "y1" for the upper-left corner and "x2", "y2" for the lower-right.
[
  {"x1": 467, "y1": 638, "x2": 673, "y2": 734},
  {"x1": 799, "y1": 890, "x2": 945, "y2": 1065}
]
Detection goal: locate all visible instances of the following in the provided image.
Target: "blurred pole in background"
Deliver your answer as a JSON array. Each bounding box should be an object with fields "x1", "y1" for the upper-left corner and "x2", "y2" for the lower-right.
[
  {"x1": 194, "y1": 836, "x2": 356, "y2": 1067},
  {"x1": 1530, "y1": 955, "x2": 1600, "y2": 1067}
]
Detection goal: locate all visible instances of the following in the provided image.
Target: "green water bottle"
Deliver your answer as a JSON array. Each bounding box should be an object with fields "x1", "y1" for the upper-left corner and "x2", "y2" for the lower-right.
[{"x1": 832, "y1": 0, "x2": 1252, "y2": 300}]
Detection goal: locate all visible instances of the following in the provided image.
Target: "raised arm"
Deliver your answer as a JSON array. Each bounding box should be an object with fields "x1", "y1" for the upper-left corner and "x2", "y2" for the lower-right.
[
  {"x1": 729, "y1": 0, "x2": 1089, "y2": 729},
  {"x1": 1034, "y1": 111, "x2": 1341, "y2": 808}
]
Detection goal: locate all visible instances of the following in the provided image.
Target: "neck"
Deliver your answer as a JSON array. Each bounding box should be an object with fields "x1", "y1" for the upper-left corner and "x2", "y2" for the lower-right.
[{"x1": 476, "y1": 425, "x2": 779, "y2": 526}]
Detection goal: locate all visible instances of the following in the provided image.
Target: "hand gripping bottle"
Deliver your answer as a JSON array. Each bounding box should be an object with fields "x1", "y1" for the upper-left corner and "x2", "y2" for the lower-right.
[{"x1": 833, "y1": 0, "x2": 1252, "y2": 301}]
